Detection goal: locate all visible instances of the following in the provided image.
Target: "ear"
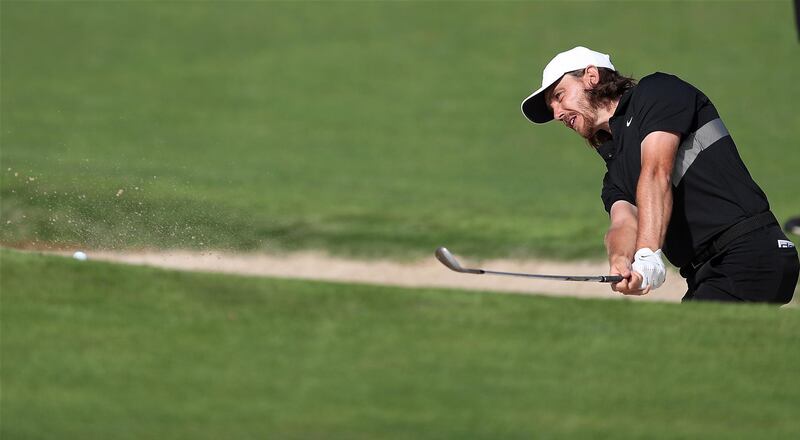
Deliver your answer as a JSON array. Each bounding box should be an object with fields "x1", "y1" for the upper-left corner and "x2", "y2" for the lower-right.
[{"x1": 582, "y1": 65, "x2": 600, "y2": 88}]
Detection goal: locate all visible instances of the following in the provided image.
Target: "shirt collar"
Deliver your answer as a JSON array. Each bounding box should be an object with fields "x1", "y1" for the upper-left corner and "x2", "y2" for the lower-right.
[
  {"x1": 608, "y1": 87, "x2": 634, "y2": 128},
  {"x1": 597, "y1": 86, "x2": 636, "y2": 162}
]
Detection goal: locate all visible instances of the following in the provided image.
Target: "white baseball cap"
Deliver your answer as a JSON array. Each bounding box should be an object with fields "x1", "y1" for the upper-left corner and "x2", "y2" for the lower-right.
[{"x1": 521, "y1": 46, "x2": 615, "y2": 124}]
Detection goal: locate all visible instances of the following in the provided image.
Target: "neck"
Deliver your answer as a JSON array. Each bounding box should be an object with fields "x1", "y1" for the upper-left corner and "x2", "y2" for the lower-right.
[{"x1": 595, "y1": 98, "x2": 620, "y2": 134}]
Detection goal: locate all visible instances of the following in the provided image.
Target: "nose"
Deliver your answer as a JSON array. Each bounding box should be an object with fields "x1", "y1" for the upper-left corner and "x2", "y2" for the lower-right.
[{"x1": 551, "y1": 102, "x2": 565, "y2": 121}]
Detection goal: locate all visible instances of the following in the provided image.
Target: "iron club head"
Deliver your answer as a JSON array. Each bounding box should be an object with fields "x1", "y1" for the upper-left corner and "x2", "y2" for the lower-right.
[{"x1": 435, "y1": 247, "x2": 484, "y2": 274}]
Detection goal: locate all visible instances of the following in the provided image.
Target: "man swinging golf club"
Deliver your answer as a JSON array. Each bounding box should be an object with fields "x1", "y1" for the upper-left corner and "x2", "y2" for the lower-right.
[{"x1": 522, "y1": 46, "x2": 799, "y2": 303}]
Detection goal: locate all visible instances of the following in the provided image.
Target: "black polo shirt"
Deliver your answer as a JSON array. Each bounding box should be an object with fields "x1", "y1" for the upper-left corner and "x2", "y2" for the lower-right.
[{"x1": 600, "y1": 72, "x2": 770, "y2": 269}]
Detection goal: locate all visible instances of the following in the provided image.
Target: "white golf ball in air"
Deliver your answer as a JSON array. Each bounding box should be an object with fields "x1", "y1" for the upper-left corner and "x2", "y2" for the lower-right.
[{"x1": 72, "y1": 251, "x2": 88, "y2": 261}]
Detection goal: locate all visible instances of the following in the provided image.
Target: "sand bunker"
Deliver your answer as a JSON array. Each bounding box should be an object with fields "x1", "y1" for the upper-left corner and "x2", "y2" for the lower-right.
[{"x1": 50, "y1": 249, "x2": 688, "y2": 302}]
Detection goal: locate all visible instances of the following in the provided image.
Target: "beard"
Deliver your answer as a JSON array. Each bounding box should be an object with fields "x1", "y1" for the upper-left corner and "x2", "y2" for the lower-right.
[{"x1": 574, "y1": 90, "x2": 600, "y2": 139}]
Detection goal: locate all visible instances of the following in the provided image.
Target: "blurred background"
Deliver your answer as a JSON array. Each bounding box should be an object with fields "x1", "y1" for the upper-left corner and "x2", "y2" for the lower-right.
[
  {"x1": 2, "y1": 2, "x2": 799, "y2": 439},
  {"x1": 3, "y1": 1, "x2": 797, "y2": 260}
]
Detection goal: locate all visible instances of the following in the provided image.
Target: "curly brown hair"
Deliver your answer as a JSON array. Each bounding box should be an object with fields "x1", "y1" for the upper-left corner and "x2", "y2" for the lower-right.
[{"x1": 565, "y1": 67, "x2": 637, "y2": 148}]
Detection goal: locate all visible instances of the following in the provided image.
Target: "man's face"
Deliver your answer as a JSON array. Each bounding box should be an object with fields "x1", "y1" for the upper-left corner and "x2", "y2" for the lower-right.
[{"x1": 546, "y1": 73, "x2": 598, "y2": 139}]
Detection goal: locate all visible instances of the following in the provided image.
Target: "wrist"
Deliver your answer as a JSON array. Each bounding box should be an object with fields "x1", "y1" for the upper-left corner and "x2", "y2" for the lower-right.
[
  {"x1": 609, "y1": 253, "x2": 632, "y2": 264},
  {"x1": 634, "y1": 247, "x2": 662, "y2": 259}
]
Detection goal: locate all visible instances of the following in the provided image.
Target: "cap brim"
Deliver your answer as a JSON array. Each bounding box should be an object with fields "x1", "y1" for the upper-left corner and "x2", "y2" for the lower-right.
[
  {"x1": 521, "y1": 93, "x2": 552, "y2": 123},
  {"x1": 521, "y1": 84, "x2": 554, "y2": 124}
]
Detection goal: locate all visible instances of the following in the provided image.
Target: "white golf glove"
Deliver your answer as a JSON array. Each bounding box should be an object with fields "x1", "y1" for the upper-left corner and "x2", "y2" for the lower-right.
[{"x1": 632, "y1": 248, "x2": 666, "y2": 290}]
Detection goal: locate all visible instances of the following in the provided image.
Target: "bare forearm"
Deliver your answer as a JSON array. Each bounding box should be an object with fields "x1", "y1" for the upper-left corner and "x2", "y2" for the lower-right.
[
  {"x1": 635, "y1": 131, "x2": 679, "y2": 250},
  {"x1": 635, "y1": 169, "x2": 672, "y2": 250},
  {"x1": 605, "y1": 220, "x2": 637, "y2": 264}
]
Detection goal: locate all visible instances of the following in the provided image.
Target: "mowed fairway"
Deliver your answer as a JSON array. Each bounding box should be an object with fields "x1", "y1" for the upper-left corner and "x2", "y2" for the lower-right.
[
  {"x1": 3, "y1": 2, "x2": 799, "y2": 438},
  {"x1": 2, "y1": 2, "x2": 799, "y2": 259},
  {"x1": 2, "y1": 249, "x2": 799, "y2": 439}
]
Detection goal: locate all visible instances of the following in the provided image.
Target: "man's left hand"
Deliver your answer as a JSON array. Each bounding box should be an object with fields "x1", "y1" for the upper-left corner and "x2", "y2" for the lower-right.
[{"x1": 631, "y1": 247, "x2": 667, "y2": 290}]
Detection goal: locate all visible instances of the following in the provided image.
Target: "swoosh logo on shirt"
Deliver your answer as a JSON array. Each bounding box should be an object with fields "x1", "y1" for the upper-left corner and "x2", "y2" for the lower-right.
[{"x1": 626, "y1": 117, "x2": 633, "y2": 127}]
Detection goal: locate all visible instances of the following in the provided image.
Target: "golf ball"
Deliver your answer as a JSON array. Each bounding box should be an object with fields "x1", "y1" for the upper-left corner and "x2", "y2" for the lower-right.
[{"x1": 72, "y1": 251, "x2": 88, "y2": 261}]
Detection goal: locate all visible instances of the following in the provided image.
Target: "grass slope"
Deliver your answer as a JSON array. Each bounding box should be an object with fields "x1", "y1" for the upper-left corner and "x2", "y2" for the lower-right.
[
  {"x1": 2, "y1": 2, "x2": 799, "y2": 259},
  {"x1": 2, "y1": 249, "x2": 799, "y2": 439}
]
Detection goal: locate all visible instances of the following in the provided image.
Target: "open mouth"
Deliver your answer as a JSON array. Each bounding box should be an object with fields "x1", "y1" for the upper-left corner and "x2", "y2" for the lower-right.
[{"x1": 565, "y1": 115, "x2": 577, "y2": 130}]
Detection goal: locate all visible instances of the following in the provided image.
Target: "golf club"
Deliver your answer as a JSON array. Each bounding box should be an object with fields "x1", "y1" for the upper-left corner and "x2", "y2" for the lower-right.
[{"x1": 435, "y1": 246, "x2": 624, "y2": 283}]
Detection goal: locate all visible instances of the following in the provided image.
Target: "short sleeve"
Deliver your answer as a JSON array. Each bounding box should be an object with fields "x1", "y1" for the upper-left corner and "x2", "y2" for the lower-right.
[
  {"x1": 635, "y1": 73, "x2": 698, "y2": 138},
  {"x1": 601, "y1": 171, "x2": 634, "y2": 214}
]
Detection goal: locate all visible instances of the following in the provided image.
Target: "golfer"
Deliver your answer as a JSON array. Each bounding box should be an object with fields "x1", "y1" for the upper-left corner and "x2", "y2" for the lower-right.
[{"x1": 521, "y1": 46, "x2": 799, "y2": 303}]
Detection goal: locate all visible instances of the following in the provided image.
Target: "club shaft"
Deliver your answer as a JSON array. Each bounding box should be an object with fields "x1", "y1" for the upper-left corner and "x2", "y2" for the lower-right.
[
  {"x1": 435, "y1": 247, "x2": 623, "y2": 283},
  {"x1": 481, "y1": 269, "x2": 623, "y2": 283}
]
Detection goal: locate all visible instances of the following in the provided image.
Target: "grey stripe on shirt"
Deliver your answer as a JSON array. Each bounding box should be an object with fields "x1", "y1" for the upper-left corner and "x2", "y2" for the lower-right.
[{"x1": 671, "y1": 118, "x2": 730, "y2": 185}]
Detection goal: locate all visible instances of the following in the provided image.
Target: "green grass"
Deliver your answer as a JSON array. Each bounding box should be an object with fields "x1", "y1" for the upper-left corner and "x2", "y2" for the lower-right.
[
  {"x1": 2, "y1": 248, "x2": 800, "y2": 439},
  {"x1": 2, "y1": 1, "x2": 799, "y2": 259}
]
